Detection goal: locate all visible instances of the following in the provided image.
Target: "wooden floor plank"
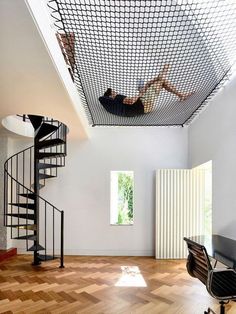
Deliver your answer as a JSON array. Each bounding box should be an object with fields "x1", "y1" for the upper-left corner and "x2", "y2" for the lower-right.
[{"x1": 0, "y1": 255, "x2": 236, "y2": 313}]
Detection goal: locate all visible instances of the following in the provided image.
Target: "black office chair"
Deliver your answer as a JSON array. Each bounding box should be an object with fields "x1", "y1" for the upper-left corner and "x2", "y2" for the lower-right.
[{"x1": 184, "y1": 237, "x2": 236, "y2": 314}]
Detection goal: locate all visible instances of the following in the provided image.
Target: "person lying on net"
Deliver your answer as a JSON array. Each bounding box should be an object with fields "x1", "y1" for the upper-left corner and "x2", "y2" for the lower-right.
[{"x1": 99, "y1": 64, "x2": 193, "y2": 117}]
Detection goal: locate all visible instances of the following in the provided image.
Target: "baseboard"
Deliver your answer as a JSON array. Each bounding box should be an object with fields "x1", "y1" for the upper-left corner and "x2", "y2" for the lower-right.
[
  {"x1": 64, "y1": 249, "x2": 154, "y2": 256},
  {"x1": 0, "y1": 248, "x2": 17, "y2": 262},
  {"x1": 16, "y1": 248, "x2": 154, "y2": 256}
]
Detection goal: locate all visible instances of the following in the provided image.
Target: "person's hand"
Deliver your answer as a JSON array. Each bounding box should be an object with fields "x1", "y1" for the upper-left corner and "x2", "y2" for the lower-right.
[{"x1": 179, "y1": 91, "x2": 194, "y2": 101}]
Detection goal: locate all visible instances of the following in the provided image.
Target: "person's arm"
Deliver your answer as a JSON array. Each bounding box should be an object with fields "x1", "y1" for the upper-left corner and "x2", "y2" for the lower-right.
[{"x1": 123, "y1": 96, "x2": 140, "y2": 105}]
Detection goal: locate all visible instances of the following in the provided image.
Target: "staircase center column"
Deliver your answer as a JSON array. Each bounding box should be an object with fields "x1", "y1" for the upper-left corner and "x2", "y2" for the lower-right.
[{"x1": 33, "y1": 135, "x2": 40, "y2": 265}]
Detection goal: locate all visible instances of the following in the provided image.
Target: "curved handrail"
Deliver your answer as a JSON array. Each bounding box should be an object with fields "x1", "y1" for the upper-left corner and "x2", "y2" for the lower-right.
[
  {"x1": 4, "y1": 119, "x2": 67, "y2": 166},
  {"x1": 4, "y1": 144, "x2": 34, "y2": 170},
  {"x1": 4, "y1": 118, "x2": 66, "y2": 168},
  {"x1": 4, "y1": 120, "x2": 66, "y2": 199},
  {"x1": 5, "y1": 172, "x2": 62, "y2": 213},
  {"x1": 4, "y1": 118, "x2": 67, "y2": 203}
]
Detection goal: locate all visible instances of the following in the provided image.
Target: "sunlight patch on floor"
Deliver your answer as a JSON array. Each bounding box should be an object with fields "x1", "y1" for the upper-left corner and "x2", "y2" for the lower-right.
[{"x1": 115, "y1": 266, "x2": 147, "y2": 287}]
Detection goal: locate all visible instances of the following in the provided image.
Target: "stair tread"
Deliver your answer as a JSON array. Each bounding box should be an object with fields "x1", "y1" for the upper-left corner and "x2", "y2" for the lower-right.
[
  {"x1": 18, "y1": 193, "x2": 36, "y2": 200},
  {"x1": 6, "y1": 224, "x2": 36, "y2": 230},
  {"x1": 7, "y1": 213, "x2": 35, "y2": 220},
  {"x1": 19, "y1": 225, "x2": 37, "y2": 230},
  {"x1": 28, "y1": 244, "x2": 45, "y2": 252},
  {"x1": 39, "y1": 173, "x2": 56, "y2": 180},
  {"x1": 14, "y1": 235, "x2": 37, "y2": 241},
  {"x1": 38, "y1": 254, "x2": 59, "y2": 261},
  {"x1": 37, "y1": 152, "x2": 65, "y2": 160},
  {"x1": 37, "y1": 138, "x2": 65, "y2": 150},
  {"x1": 36, "y1": 123, "x2": 58, "y2": 140},
  {"x1": 9, "y1": 203, "x2": 35, "y2": 209},
  {"x1": 38, "y1": 163, "x2": 64, "y2": 169},
  {"x1": 30, "y1": 183, "x2": 44, "y2": 190},
  {"x1": 28, "y1": 115, "x2": 43, "y2": 130}
]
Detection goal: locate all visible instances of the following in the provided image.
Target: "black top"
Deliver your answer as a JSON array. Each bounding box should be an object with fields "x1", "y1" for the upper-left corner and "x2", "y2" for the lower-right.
[
  {"x1": 187, "y1": 235, "x2": 236, "y2": 268},
  {"x1": 99, "y1": 94, "x2": 144, "y2": 117}
]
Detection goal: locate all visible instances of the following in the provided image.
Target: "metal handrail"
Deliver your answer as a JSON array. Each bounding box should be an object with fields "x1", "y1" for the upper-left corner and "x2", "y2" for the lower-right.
[
  {"x1": 4, "y1": 118, "x2": 67, "y2": 168},
  {"x1": 5, "y1": 172, "x2": 62, "y2": 213}
]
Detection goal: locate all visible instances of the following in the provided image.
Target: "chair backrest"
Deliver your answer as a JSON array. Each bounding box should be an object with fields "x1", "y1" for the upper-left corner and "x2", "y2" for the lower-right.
[{"x1": 184, "y1": 237, "x2": 212, "y2": 285}]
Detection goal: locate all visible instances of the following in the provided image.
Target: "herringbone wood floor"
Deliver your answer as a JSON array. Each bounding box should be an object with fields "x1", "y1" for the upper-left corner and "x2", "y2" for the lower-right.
[{"x1": 0, "y1": 255, "x2": 236, "y2": 314}]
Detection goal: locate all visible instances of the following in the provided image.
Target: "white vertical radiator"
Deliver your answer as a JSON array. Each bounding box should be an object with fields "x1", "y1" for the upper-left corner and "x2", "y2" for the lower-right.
[{"x1": 156, "y1": 169, "x2": 205, "y2": 259}]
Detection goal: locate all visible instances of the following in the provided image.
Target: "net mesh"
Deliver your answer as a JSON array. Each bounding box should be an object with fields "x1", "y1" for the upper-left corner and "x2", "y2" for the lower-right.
[{"x1": 48, "y1": 0, "x2": 236, "y2": 127}]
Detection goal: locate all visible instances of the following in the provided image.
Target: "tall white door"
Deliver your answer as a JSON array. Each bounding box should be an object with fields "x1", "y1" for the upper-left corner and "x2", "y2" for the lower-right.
[{"x1": 156, "y1": 168, "x2": 206, "y2": 259}]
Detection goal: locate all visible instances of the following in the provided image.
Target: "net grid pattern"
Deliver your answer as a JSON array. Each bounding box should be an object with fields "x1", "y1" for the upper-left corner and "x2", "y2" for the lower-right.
[{"x1": 48, "y1": 0, "x2": 236, "y2": 127}]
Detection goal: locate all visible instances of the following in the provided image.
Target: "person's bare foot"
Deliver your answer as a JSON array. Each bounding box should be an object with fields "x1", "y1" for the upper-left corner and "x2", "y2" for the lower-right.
[{"x1": 179, "y1": 91, "x2": 194, "y2": 101}]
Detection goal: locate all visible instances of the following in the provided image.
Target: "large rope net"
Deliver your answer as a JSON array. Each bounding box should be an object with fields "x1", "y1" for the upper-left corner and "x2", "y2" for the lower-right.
[{"x1": 48, "y1": 0, "x2": 236, "y2": 127}]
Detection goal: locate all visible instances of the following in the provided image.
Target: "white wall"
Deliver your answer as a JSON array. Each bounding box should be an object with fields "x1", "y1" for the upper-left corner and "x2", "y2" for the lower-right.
[
  {"x1": 0, "y1": 136, "x2": 24, "y2": 249},
  {"x1": 189, "y1": 76, "x2": 236, "y2": 239},
  {"x1": 35, "y1": 127, "x2": 188, "y2": 256},
  {"x1": 0, "y1": 0, "x2": 88, "y2": 139},
  {"x1": 0, "y1": 137, "x2": 8, "y2": 249}
]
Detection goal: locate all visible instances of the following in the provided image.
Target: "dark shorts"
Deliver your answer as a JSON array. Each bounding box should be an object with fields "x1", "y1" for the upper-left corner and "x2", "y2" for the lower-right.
[{"x1": 125, "y1": 98, "x2": 144, "y2": 117}]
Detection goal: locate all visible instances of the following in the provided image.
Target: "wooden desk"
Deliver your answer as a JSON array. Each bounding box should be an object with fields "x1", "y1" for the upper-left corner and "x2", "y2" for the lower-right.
[{"x1": 187, "y1": 234, "x2": 236, "y2": 268}]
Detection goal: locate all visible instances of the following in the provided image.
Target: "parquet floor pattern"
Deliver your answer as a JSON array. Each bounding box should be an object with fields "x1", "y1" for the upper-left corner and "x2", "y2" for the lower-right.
[{"x1": 0, "y1": 255, "x2": 236, "y2": 314}]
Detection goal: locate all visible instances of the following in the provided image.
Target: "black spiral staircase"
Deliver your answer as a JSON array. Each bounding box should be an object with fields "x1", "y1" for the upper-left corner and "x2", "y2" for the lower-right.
[{"x1": 4, "y1": 115, "x2": 67, "y2": 267}]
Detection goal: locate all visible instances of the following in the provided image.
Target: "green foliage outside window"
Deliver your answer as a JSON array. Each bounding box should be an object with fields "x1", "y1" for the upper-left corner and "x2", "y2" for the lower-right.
[{"x1": 117, "y1": 172, "x2": 134, "y2": 224}]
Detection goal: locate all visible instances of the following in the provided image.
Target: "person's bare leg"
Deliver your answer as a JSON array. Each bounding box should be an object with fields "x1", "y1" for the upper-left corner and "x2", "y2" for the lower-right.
[
  {"x1": 162, "y1": 80, "x2": 193, "y2": 101},
  {"x1": 139, "y1": 64, "x2": 170, "y2": 96},
  {"x1": 156, "y1": 64, "x2": 170, "y2": 81},
  {"x1": 143, "y1": 77, "x2": 192, "y2": 112},
  {"x1": 141, "y1": 79, "x2": 164, "y2": 112}
]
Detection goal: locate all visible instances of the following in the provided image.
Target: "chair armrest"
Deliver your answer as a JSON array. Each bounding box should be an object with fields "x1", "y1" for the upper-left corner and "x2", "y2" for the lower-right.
[{"x1": 207, "y1": 269, "x2": 236, "y2": 300}]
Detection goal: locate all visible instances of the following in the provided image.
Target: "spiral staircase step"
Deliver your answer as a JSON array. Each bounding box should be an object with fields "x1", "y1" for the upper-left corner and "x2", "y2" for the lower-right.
[
  {"x1": 38, "y1": 254, "x2": 59, "y2": 261},
  {"x1": 37, "y1": 138, "x2": 65, "y2": 149},
  {"x1": 30, "y1": 183, "x2": 45, "y2": 190},
  {"x1": 7, "y1": 213, "x2": 35, "y2": 220},
  {"x1": 28, "y1": 244, "x2": 45, "y2": 252},
  {"x1": 7, "y1": 224, "x2": 37, "y2": 231},
  {"x1": 37, "y1": 152, "x2": 65, "y2": 160},
  {"x1": 9, "y1": 203, "x2": 35, "y2": 210},
  {"x1": 38, "y1": 163, "x2": 63, "y2": 169},
  {"x1": 28, "y1": 115, "x2": 43, "y2": 130},
  {"x1": 18, "y1": 193, "x2": 36, "y2": 200},
  {"x1": 36, "y1": 123, "x2": 58, "y2": 140},
  {"x1": 39, "y1": 173, "x2": 56, "y2": 180},
  {"x1": 14, "y1": 235, "x2": 37, "y2": 241}
]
